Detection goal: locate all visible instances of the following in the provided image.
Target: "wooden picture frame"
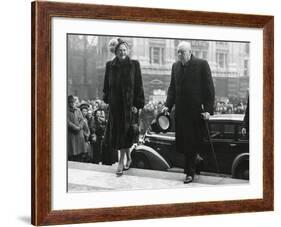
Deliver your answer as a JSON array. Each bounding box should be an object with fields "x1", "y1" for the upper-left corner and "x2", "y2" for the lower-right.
[{"x1": 31, "y1": 1, "x2": 274, "y2": 225}]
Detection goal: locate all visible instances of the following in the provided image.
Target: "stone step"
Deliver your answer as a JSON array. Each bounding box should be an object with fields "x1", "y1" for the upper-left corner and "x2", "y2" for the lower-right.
[{"x1": 68, "y1": 161, "x2": 248, "y2": 193}]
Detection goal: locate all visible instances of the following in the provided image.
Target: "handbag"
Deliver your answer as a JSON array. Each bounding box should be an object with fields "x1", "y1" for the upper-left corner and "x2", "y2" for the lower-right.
[{"x1": 129, "y1": 111, "x2": 140, "y2": 141}]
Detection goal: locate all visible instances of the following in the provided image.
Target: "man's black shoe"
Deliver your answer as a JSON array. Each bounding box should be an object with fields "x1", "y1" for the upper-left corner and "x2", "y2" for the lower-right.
[{"x1": 183, "y1": 175, "x2": 193, "y2": 184}]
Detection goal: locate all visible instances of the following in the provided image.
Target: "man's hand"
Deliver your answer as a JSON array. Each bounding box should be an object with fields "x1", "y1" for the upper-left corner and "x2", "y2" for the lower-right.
[
  {"x1": 242, "y1": 128, "x2": 247, "y2": 136},
  {"x1": 161, "y1": 106, "x2": 169, "y2": 115},
  {"x1": 201, "y1": 112, "x2": 210, "y2": 120},
  {"x1": 132, "y1": 106, "x2": 138, "y2": 114}
]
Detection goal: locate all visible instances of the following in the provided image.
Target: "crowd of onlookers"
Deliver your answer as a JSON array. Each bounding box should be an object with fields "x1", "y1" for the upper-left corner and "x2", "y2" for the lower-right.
[
  {"x1": 139, "y1": 98, "x2": 248, "y2": 133},
  {"x1": 67, "y1": 95, "x2": 247, "y2": 164},
  {"x1": 214, "y1": 98, "x2": 247, "y2": 115},
  {"x1": 67, "y1": 96, "x2": 108, "y2": 164},
  {"x1": 67, "y1": 96, "x2": 167, "y2": 164},
  {"x1": 139, "y1": 100, "x2": 165, "y2": 134}
]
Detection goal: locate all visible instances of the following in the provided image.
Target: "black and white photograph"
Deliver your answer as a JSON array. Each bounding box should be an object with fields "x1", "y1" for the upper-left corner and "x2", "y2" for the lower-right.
[
  {"x1": 67, "y1": 34, "x2": 250, "y2": 192},
  {"x1": 28, "y1": 1, "x2": 275, "y2": 226},
  {"x1": 1, "y1": 0, "x2": 279, "y2": 226}
]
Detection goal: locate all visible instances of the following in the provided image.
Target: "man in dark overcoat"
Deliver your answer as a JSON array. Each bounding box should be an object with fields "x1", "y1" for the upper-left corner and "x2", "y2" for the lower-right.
[{"x1": 163, "y1": 41, "x2": 215, "y2": 183}]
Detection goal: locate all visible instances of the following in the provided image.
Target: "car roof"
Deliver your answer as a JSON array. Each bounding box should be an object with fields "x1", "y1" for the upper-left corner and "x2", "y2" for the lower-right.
[{"x1": 210, "y1": 114, "x2": 244, "y2": 122}]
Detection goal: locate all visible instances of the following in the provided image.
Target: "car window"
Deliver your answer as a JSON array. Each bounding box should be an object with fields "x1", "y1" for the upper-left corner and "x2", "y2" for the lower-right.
[{"x1": 209, "y1": 122, "x2": 235, "y2": 140}]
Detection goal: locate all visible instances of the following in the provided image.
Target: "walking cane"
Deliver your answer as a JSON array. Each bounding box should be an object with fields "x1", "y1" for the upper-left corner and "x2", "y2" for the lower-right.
[{"x1": 203, "y1": 117, "x2": 220, "y2": 173}]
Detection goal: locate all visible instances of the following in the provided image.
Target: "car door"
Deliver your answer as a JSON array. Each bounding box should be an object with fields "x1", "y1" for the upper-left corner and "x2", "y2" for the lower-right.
[
  {"x1": 227, "y1": 123, "x2": 249, "y2": 154},
  {"x1": 202, "y1": 121, "x2": 237, "y2": 175}
]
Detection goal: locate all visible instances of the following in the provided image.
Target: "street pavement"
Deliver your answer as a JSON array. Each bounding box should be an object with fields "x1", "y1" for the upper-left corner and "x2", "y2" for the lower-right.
[{"x1": 68, "y1": 161, "x2": 248, "y2": 192}]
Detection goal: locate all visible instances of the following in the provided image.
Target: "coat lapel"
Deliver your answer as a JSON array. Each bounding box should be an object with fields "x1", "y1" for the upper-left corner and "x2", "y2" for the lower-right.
[
  {"x1": 174, "y1": 62, "x2": 184, "y2": 85},
  {"x1": 109, "y1": 57, "x2": 134, "y2": 109},
  {"x1": 123, "y1": 59, "x2": 134, "y2": 109},
  {"x1": 179, "y1": 55, "x2": 196, "y2": 84},
  {"x1": 109, "y1": 57, "x2": 119, "y2": 88}
]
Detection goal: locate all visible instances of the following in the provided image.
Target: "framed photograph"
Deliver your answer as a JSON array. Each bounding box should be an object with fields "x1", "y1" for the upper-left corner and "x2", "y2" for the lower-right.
[{"x1": 31, "y1": 1, "x2": 274, "y2": 226}]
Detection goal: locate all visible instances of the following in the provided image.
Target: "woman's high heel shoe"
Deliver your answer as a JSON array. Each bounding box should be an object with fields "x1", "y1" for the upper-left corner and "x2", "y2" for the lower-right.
[
  {"x1": 124, "y1": 159, "x2": 132, "y2": 171},
  {"x1": 116, "y1": 164, "x2": 124, "y2": 177}
]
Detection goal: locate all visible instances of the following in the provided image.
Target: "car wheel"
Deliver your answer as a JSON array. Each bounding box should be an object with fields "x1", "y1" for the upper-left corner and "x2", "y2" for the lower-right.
[
  {"x1": 132, "y1": 153, "x2": 151, "y2": 169},
  {"x1": 234, "y1": 162, "x2": 249, "y2": 180}
]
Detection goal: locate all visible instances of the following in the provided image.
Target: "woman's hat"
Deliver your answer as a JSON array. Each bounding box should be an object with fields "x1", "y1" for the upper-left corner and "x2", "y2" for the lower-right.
[
  {"x1": 150, "y1": 112, "x2": 172, "y2": 133},
  {"x1": 79, "y1": 101, "x2": 90, "y2": 110},
  {"x1": 108, "y1": 38, "x2": 129, "y2": 54},
  {"x1": 114, "y1": 38, "x2": 129, "y2": 54}
]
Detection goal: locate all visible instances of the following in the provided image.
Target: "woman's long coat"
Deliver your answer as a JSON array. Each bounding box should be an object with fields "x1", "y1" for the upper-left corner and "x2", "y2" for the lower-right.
[
  {"x1": 165, "y1": 55, "x2": 215, "y2": 154},
  {"x1": 102, "y1": 57, "x2": 145, "y2": 164}
]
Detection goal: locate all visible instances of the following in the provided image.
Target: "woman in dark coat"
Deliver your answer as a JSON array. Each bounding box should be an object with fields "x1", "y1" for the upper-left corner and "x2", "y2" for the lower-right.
[{"x1": 103, "y1": 38, "x2": 145, "y2": 176}]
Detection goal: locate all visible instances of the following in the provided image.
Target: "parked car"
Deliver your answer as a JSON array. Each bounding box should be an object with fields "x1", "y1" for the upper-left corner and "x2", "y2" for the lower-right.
[{"x1": 131, "y1": 114, "x2": 249, "y2": 180}]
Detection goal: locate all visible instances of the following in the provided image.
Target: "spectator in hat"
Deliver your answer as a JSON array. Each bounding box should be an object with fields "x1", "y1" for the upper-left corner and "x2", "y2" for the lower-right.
[
  {"x1": 67, "y1": 95, "x2": 88, "y2": 161},
  {"x1": 242, "y1": 96, "x2": 249, "y2": 137},
  {"x1": 86, "y1": 109, "x2": 96, "y2": 162},
  {"x1": 73, "y1": 96, "x2": 80, "y2": 108},
  {"x1": 94, "y1": 108, "x2": 107, "y2": 164},
  {"x1": 79, "y1": 102, "x2": 91, "y2": 162},
  {"x1": 79, "y1": 102, "x2": 91, "y2": 140},
  {"x1": 102, "y1": 38, "x2": 145, "y2": 176}
]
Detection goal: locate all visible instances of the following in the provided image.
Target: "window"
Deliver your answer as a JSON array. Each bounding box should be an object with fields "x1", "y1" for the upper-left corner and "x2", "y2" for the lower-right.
[
  {"x1": 150, "y1": 47, "x2": 159, "y2": 64},
  {"x1": 209, "y1": 123, "x2": 235, "y2": 140},
  {"x1": 202, "y1": 51, "x2": 208, "y2": 60},
  {"x1": 244, "y1": 59, "x2": 249, "y2": 76},
  {"x1": 174, "y1": 40, "x2": 180, "y2": 58},
  {"x1": 217, "y1": 41, "x2": 228, "y2": 46},
  {"x1": 216, "y1": 52, "x2": 228, "y2": 68},
  {"x1": 150, "y1": 46, "x2": 165, "y2": 65},
  {"x1": 245, "y1": 44, "x2": 250, "y2": 54},
  {"x1": 161, "y1": 48, "x2": 165, "y2": 65}
]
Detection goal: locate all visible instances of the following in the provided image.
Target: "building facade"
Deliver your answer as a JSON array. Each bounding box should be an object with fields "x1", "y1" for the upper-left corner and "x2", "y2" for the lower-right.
[{"x1": 68, "y1": 35, "x2": 249, "y2": 102}]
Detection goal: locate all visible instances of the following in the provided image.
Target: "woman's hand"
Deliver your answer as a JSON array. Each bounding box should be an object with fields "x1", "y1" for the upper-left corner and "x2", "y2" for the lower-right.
[
  {"x1": 132, "y1": 106, "x2": 138, "y2": 114},
  {"x1": 161, "y1": 106, "x2": 169, "y2": 115}
]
